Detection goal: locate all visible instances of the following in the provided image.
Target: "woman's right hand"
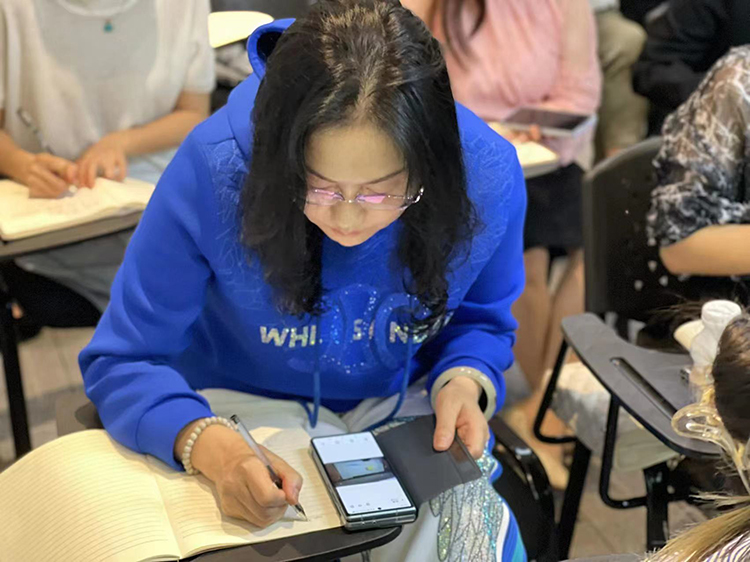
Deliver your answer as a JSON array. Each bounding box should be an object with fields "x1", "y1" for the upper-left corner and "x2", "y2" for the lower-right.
[
  {"x1": 177, "y1": 423, "x2": 304, "y2": 528},
  {"x1": 15, "y1": 152, "x2": 79, "y2": 198}
]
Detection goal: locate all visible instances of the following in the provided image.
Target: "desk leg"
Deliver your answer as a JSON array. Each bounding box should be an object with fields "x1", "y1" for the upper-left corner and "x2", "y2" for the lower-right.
[
  {"x1": 557, "y1": 440, "x2": 591, "y2": 560},
  {"x1": 0, "y1": 285, "x2": 31, "y2": 457},
  {"x1": 644, "y1": 463, "x2": 670, "y2": 551}
]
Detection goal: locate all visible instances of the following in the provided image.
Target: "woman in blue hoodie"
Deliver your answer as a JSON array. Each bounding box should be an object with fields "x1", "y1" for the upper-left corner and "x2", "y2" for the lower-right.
[{"x1": 80, "y1": 1, "x2": 527, "y2": 559}]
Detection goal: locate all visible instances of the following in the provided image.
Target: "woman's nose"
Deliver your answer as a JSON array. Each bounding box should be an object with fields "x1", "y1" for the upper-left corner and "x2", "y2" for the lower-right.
[{"x1": 331, "y1": 198, "x2": 364, "y2": 230}]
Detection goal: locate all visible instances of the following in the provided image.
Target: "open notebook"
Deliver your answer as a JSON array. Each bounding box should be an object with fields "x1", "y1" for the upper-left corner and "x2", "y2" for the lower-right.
[
  {"x1": 0, "y1": 178, "x2": 155, "y2": 241},
  {"x1": 0, "y1": 428, "x2": 341, "y2": 562}
]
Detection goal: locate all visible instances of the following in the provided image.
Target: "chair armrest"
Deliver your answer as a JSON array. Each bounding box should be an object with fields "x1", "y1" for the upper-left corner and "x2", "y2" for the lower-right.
[
  {"x1": 489, "y1": 416, "x2": 554, "y2": 513},
  {"x1": 561, "y1": 313, "x2": 718, "y2": 458}
]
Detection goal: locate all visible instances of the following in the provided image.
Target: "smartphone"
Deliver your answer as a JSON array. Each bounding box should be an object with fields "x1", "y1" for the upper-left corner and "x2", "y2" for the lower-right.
[
  {"x1": 502, "y1": 107, "x2": 596, "y2": 138},
  {"x1": 310, "y1": 432, "x2": 418, "y2": 530}
]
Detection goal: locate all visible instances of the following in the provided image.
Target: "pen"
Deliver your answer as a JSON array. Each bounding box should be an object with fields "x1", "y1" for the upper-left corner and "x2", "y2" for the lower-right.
[{"x1": 230, "y1": 414, "x2": 308, "y2": 521}]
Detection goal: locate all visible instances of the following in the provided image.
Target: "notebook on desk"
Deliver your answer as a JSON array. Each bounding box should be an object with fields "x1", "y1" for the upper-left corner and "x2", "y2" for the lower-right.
[
  {"x1": 512, "y1": 141, "x2": 560, "y2": 178},
  {"x1": 0, "y1": 428, "x2": 341, "y2": 562},
  {"x1": 0, "y1": 178, "x2": 155, "y2": 241},
  {"x1": 487, "y1": 121, "x2": 561, "y2": 178}
]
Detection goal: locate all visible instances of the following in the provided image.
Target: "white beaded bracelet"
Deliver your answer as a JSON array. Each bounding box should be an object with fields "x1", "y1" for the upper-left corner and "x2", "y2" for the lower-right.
[{"x1": 181, "y1": 416, "x2": 236, "y2": 475}]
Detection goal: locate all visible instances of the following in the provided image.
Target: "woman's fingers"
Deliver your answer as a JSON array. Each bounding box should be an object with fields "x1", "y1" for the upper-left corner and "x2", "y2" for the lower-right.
[
  {"x1": 433, "y1": 392, "x2": 461, "y2": 451},
  {"x1": 219, "y1": 458, "x2": 288, "y2": 528},
  {"x1": 78, "y1": 157, "x2": 98, "y2": 188},
  {"x1": 242, "y1": 456, "x2": 289, "y2": 510},
  {"x1": 103, "y1": 154, "x2": 119, "y2": 181},
  {"x1": 115, "y1": 154, "x2": 128, "y2": 181},
  {"x1": 457, "y1": 412, "x2": 489, "y2": 459},
  {"x1": 29, "y1": 165, "x2": 68, "y2": 198},
  {"x1": 265, "y1": 448, "x2": 303, "y2": 505}
]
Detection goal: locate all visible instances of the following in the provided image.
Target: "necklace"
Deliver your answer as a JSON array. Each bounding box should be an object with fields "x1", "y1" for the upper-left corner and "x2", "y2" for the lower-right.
[{"x1": 53, "y1": 0, "x2": 139, "y2": 33}]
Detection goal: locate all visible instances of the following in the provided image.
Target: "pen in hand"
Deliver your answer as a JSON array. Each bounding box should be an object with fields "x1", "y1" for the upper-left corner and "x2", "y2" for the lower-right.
[{"x1": 230, "y1": 415, "x2": 308, "y2": 521}]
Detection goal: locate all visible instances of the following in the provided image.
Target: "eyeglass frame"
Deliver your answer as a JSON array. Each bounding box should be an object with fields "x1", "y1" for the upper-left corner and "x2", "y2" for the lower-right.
[
  {"x1": 301, "y1": 167, "x2": 424, "y2": 210},
  {"x1": 304, "y1": 185, "x2": 424, "y2": 210}
]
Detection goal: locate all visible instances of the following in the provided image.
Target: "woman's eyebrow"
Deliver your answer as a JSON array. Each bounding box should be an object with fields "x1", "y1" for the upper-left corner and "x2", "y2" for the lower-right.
[{"x1": 306, "y1": 167, "x2": 406, "y2": 184}]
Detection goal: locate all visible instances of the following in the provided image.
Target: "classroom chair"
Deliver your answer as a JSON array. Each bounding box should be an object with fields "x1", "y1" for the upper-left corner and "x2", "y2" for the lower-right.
[
  {"x1": 532, "y1": 138, "x2": 733, "y2": 558},
  {"x1": 491, "y1": 416, "x2": 557, "y2": 561}
]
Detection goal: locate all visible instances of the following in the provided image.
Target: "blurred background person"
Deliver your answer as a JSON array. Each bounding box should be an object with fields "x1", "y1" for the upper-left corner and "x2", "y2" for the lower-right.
[
  {"x1": 403, "y1": 0, "x2": 602, "y2": 488},
  {"x1": 647, "y1": 46, "x2": 750, "y2": 298},
  {"x1": 633, "y1": 0, "x2": 750, "y2": 134},
  {"x1": 0, "y1": 0, "x2": 214, "y2": 333},
  {"x1": 591, "y1": 0, "x2": 649, "y2": 160}
]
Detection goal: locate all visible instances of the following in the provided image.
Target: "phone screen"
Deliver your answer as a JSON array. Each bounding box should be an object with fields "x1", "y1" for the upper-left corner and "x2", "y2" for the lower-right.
[
  {"x1": 312, "y1": 433, "x2": 413, "y2": 516},
  {"x1": 505, "y1": 108, "x2": 590, "y2": 131}
]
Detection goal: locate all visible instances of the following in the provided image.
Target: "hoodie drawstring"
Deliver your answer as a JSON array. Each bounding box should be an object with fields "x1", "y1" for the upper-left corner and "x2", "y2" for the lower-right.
[
  {"x1": 302, "y1": 319, "x2": 322, "y2": 428},
  {"x1": 302, "y1": 312, "x2": 415, "y2": 432},
  {"x1": 364, "y1": 335, "x2": 412, "y2": 432}
]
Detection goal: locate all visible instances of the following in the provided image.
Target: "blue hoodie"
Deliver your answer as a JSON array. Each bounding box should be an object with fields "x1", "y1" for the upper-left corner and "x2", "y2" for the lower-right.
[{"x1": 79, "y1": 19, "x2": 527, "y2": 470}]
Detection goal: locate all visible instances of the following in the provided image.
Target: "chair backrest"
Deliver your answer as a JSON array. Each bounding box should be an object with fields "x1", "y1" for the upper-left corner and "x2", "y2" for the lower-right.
[{"x1": 582, "y1": 137, "x2": 739, "y2": 323}]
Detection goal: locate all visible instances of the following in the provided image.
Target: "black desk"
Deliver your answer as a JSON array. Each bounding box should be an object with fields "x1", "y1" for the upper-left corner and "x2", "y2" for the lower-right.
[
  {"x1": 0, "y1": 213, "x2": 143, "y2": 457},
  {"x1": 56, "y1": 390, "x2": 402, "y2": 562}
]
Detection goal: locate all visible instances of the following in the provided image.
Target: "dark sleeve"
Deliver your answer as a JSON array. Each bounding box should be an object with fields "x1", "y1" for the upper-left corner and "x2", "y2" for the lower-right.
[
  {"x1": 646, "y1": 53, "x2": 750, "y2": 247},
  {"x1": 633, "y1": 0, "x2": 729, "y2": 110}
]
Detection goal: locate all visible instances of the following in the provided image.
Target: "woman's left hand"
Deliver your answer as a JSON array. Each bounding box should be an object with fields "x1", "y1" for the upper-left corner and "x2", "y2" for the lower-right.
[
  {"x1": 77, "y1": 133, "x2": 130, "y2": 188},
  {"x1": 433, "y1": 376, "x2": 489, "y2": 459}
]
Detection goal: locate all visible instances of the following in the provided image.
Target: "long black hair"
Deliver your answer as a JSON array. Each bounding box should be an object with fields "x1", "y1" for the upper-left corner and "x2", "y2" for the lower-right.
[{"x1": 242, "y1": 0, "x2": 477, "y2": 332}]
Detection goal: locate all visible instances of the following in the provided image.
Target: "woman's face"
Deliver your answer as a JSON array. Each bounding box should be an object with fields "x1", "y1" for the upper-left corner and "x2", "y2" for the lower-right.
[{"x1": 304, "y1": 121, "x2": 409, "y2": 248}]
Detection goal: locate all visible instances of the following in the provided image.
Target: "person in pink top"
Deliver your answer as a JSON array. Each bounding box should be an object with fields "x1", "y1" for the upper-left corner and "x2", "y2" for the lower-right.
[{"x1": 404, "y1": 0, "x2": 602, "y2": 487}]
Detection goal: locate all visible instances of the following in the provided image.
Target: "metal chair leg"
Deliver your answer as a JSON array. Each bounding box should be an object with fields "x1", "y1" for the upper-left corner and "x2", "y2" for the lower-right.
[
  {"x1": 534, "y1": 340, "x2": 576, "y2": 445},
  {"x1": 0, "y1": 284, "x2": 31, "y2": 457},
  {"x1": 644, "y1": 463, "x2": 670, "y2": 551},
  {"x1": 557, "y1": 439, "x2": 591, "y2": 560}
]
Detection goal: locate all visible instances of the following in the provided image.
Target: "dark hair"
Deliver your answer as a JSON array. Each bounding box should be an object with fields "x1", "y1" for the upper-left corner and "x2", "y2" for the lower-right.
[
  {"x1": 242, "y1": 0, "x2": 477, "y2": 332},
  {"x1": 714, "y1": 314, "x2": 750, "y2": 442}
]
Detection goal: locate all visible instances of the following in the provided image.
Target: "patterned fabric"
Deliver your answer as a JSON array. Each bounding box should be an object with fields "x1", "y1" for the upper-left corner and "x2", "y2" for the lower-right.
[
  {"x1": 429, "y1": 452, "x2": 525, "y2": 562},
  {"x1": 647, "y1": 47, "x2": 750, "y2": 248}
]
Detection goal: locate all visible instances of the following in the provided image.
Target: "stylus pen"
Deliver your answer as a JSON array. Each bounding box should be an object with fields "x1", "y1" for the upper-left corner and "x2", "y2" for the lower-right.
[{"x1": 230, "y1": 414, "x2": 308, "y2": 521}]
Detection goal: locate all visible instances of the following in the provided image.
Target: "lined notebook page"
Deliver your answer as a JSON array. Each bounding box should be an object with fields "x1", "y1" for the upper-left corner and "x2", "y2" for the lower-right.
[
  {"x1": 0, "y1": 430, "x2": 179, "y2": 562},
  {"x1": 0, "y1": 178, "x2": 154, "y2": 240},
  {"x1": 152, "y1": 427, "x2": 342, "y2": 559}
]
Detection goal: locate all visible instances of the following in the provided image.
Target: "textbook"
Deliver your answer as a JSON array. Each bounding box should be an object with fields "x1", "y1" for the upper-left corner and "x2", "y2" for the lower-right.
[
  {"x1": 0, "y1": 178, "x2": 155, "y2": 241},
  {"x1": 0, "y1": 428, "x2": 341, "y2": 561}
]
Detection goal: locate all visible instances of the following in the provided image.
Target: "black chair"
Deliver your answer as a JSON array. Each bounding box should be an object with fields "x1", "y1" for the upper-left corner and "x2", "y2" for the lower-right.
[
  {"x1": 533, "y1": 137, "x2": 737, "y2": 558},
  {"x1": 491, "y1": 417, "x2": 557, "y2": 562}
]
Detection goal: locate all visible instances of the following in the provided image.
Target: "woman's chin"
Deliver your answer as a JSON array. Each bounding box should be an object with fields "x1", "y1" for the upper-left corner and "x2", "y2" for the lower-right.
[{"x1": 326, "y1": 228, "x2": 372, "y2": 247}]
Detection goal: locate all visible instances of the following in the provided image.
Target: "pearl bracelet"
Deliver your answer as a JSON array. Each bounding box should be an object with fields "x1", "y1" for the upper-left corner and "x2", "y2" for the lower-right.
[{"x1": 181, "y1": 416, "x2": 236, "y2": 475}]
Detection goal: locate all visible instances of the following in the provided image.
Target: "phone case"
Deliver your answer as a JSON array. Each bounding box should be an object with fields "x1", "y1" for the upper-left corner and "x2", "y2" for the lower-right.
[{"x1": 311, "y1": 415, "x2": 483, "y2": 530}]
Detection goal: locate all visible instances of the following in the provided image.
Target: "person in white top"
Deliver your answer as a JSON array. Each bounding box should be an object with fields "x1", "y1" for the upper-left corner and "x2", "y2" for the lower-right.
[{"x1": 0, "y1": 0, "x2": 214, "y2": 321}]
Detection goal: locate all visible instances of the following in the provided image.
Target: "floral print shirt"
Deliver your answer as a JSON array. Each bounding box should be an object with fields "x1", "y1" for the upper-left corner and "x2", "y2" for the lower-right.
[{"x1": 647, "y1": 47, "x2": 750, "y2": 247}]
